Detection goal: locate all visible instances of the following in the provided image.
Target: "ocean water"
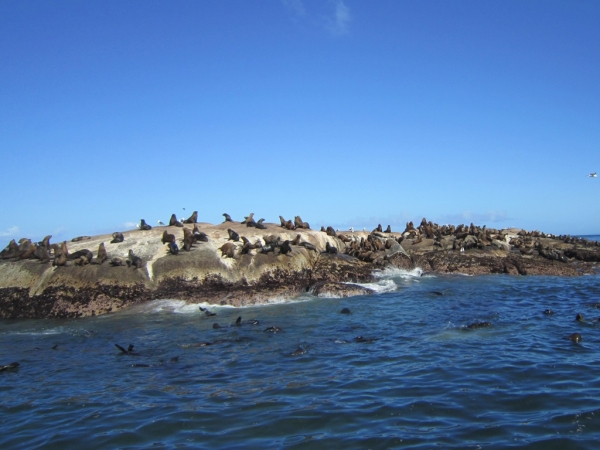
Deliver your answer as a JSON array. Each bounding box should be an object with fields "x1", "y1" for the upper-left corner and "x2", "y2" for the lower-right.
[{"x1": 2, "y1": 270, "x2": 600, "y2": 449}]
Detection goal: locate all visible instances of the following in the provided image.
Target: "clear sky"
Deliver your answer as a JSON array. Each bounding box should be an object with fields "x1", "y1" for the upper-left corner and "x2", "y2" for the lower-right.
[{"x1": 1, "y1": 0, "x2": 599, "y2": 243}]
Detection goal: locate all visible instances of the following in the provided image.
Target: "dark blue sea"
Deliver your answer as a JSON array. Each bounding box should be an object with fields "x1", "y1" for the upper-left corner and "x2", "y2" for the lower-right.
[{"x1": 3, "y1": 267, "x2": 600, "y2": 449}]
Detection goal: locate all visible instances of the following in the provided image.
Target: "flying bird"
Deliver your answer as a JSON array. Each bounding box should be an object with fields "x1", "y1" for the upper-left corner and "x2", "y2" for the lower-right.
[{"x1": 589, "y1": 172, "x2": 597, "y2": 178}]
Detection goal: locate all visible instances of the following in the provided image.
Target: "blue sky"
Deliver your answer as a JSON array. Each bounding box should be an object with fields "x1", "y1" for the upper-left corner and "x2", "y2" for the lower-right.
[{"x1": 1, "y1": 0, "x2": 599, "y2": 242}]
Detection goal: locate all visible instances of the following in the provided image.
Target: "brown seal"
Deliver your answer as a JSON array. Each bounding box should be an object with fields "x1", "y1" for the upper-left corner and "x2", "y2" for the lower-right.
[
  {"x1": 227, "y1": 229, "x2": 240, "y2": 242},
  {"x1": 127, "y1": 249, "x2": 143, "y2": 269},
  {"x1": 183, "y1": 211, "x2": 198, "y2": 224},
  {"x1": 223, "y1": 213, "x2": 233, "y2": 222},
  {"x1": 219, "y1": 243, "x2": 237, "y2": 258},
  {"x1": 96, "y1": 242, "x2": 107, "y2": 264},
  {"x1": 139, "y1": 219, "x2": 152, "y2": 230},
  {"x1": 162, "y1": 230, "x2": 176, "y2": 244},
  {"x1": 110, "y1": 232, "x2": 124, "y2": 244},
  {"x1": 279, "y1": 240, "x2": 292, "y2": 256},
  {"x1": 169, "y1": 214, "x2": 184, "y2": 227}
]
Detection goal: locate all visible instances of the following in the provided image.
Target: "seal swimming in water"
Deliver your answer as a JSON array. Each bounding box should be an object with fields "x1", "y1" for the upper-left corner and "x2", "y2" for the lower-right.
[
  {"x1": 223, "y1": 213, "x2": 233, "y2": 222},
  {"x1": 0, "y1": 362, "x2": 19, "y2": 372},
  {"x1": 169, "y1": 214, "x2": 184, "y2": 227},
  {"x1": 576, "y1": 313, "x2": 585, "y2": 322},
  {"x1": 340, "y1": 308, "x2": 351, "y2": 314},
  {"x1": 199, "y1": 307, "x2": 216, "y2": 316},
  {"x1": 115, "y1": 344, "x2": 139, "y2": 355},
  {"x1": 264, "y1": 326, "x2": 282, "y2": 333},
  {"x1": 110, "y1": 232, "x2": 124, "y2": 244},
  {"x1": 183, "y1": 211, "x2": 198, "y2": 224},
  {"x1": 227, "y1": 229, "x2": 240, "y2": 242},
  {"x1": 568, "y1": 333, "x2": 582, "y2": 343},
  {"x1": 139, "y1": 219, "x2": 152, "y2": 230},
  {"x1": 543, "y1": 309, "x2": 554, "y2": 315}
]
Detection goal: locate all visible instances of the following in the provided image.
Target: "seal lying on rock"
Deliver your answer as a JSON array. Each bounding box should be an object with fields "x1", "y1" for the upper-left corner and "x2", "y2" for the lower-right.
[
  {"x1": 227, "y1": 229, "x2": 240, "y2": 242},
  {"x1": 110, "y1": 232, "x2": 124, "y2": 244},
  {"x1": 139, "y1": 219, "x2": 152, "y2": 230},
  {"x1": 168, "y1": 241, "x2": 179, "y2": 255},
  {"x1": 127, "y1": 249, "x2": 143, "y2": 269},
  {"x1": 169, "y1": 214, "x2": 184, "y2": 227},
  {"x1": 162, "y1": 230, "x2": 176, "y2": 244},
  {"x1": 219, "y1": 243, "x2": 237, "y2": 258},
  {"x1": 183, "y1": 211, "x2": 198, "y2": 224},
  {"x1": 325, "y1": 242, "x2": 338, "y2": 254}
]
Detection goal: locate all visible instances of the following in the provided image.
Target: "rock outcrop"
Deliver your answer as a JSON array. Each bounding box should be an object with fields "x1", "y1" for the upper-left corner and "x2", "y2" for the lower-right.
[{"x1": 1, "y1": 220, "x2": 599, "y2": 318}]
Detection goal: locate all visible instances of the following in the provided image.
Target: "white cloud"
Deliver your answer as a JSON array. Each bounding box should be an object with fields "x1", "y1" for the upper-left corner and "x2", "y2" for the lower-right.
[
  {"x1": 124, "y1": 222, "x2": 138, "y2": 229},
  {"x1": 327, "y1": 0, "x2": 351, "y2": 36},
  {"x1": 282, "y1": 0, "x2": 351, "y2": 36},
  {"x1": 0, "y1": 226, "x2": 19, "y2": 238},
  {"x1": 282, "y1": 0, "x2": 306, "y2": 17}
]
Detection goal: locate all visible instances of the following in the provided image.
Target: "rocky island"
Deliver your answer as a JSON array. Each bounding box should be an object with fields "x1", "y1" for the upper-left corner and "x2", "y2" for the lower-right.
[{"x1": 1, "y1": 214, "x2": 599, "y2": 319}]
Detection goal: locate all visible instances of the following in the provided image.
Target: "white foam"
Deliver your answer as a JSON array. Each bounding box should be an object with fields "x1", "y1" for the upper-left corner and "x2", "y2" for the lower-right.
[
  {"x1": 353, "y1": 278, "x2": 398, "y2": 293},
  {"x1": 372, "y1": 267, "x2": 427, "y2": 279}
]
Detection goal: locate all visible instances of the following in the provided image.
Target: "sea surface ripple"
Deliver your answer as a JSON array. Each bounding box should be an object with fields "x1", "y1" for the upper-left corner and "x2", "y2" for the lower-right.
[{"x1": 2, "y1": 271, "x2": 600, "y2": 449}]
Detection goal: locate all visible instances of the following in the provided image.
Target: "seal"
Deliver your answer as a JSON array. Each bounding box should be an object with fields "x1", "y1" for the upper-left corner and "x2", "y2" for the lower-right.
[
  {"x1": 127, "y1": 249, "x2": 143, "y2": 269},
  {"x1": 139, "y1": 219, "x2": 152, "y2": 230},
  {"x1": 227, "y1": 229, "x2": 240, "y2": 242},
  {"x1": 168, "y1": 241, "x2": 179, "y2": 255},
  {"x1": 110, "y1": 232, "x2": 124, "y2": 244},
  {"x1": 183, "y1": 211, "x2": 198, "y2": 224},
  {"x1": 340, "y1": 308, "x2": 352, "y2": 314},
  {"x1": 384, "y1": 225, "x2": 392, "y2": 233},
  {"x1": 576, "y1": 313, "x2": 584, "y2": 322},
  {"x1": 193, "y1": 226, "x2": 209, "y2": 242},
  {"x1": 91, "y1": 242, "x2": 107, "y2": 265},
  {"x1": 34, "y1": 245, "x2": 51, "y2": 263},
  {"x1": 291, "y1": 234, "x2": 302, "y2": 246},
  {"x1": 568, "y1": 333, "x2": 582, "y2": 343},
  {"x1": 219, "y1": 243, "x2": 237, "y2": 258},
  {"x1": 279, "y1": 216, "x2": 288, "y2": 228},
  {"x1": 325, "y1": 242, "x2": 338, "y2": 254},
  {"x1": 199, "y1": 306, "x2": 216, "y2": 316},
  {"x1": 115, "y1": 344, "x2": 139, "y2": 355},
  {"x1": 0, "y1": 239, "x2": 19, "y2": 259},
  {"x1": 169, "y1": 214, "x2": 184, "y2": 227},
  {"x1": 255, "y1": 218, "x2": 267, "y2": 230},
  {"x1": 0, "y1": 362, "x2": 19, "y2": 372},
  {"x1": 543, "y1": 309, "x2": 554, "y2": 315},
  {"x1": 242, "y1": 213, "x2": 256, "y2": 227},
  {"x1": 223, "y1": 213, "x2": 233, "y2": 222},
  {"x1": 300, "y1": 242, "x2": 318, "y2": 252},
  {"x1": 263, "y1": 326, "x2": 282, "y2": 333},
  {"x1": 279, "y1": 240, "x2": 292, "y2": 256},
  {"x1": 162, "y1": 230, "x2": 176, "y2": 244}
]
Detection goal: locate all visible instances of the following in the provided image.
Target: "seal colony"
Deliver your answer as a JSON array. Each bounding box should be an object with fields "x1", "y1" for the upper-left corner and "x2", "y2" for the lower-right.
[{"x1": 1, "y1": 212, "x2": 600, "y2": 319}]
